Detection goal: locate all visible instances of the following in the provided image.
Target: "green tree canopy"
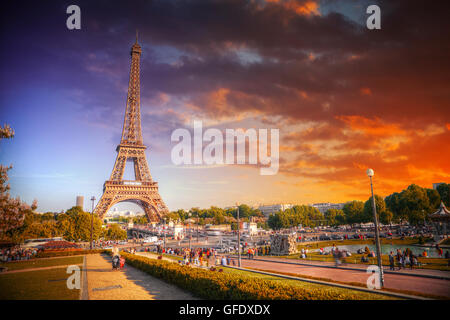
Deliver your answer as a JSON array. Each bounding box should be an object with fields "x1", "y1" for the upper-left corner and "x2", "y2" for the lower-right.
[
  {"x1": 386, "y1": 184, "x2": 442, "y2": 225},
  {"x1": 104, "y1": 223, "x2": 127, "y2": 240},
  {"x1": 342, "y1": 200, "x2": 365, "y2": 226},
  {"x1": 363, "y1": 195, "x2": 392, "y2": 225},
  {"x1": 325, "y1": 209, "x2": 346, "y2": 226},
  {"x1": 436, "y1": 183, "x2": 450, "y2": 207}
]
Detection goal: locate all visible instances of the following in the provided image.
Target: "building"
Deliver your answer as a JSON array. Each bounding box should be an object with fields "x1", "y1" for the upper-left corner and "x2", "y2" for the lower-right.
[
  {"x1": 173, "y1": 224, "x2": 185, "y2": 238},
  {"x1": 76, "y1": 196, "x2": 84, "y2": 210},
  {"x1": 242, "y1": 222, "x2": 258, "y2": 235},
  {"x1": 433, "y1": 183, "x2": 445, "y2": 190},
  {"x1": 310, "y1": 202, "x2": 345, "y2": 214},
  {"x1": 258, "y1": 204, "x2": 294, "y2": 217}
]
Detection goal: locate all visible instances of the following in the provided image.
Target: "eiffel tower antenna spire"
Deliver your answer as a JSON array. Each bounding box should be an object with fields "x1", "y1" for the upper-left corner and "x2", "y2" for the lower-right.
[{"x1": 136, "y1": 29, "x2": 139, "y2": 43}]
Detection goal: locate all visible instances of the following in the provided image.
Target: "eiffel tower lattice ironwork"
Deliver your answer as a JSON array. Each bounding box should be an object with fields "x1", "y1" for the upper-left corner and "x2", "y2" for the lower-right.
[{"x1": 94, "y1": 35, "x2": 169, "y2": 222}]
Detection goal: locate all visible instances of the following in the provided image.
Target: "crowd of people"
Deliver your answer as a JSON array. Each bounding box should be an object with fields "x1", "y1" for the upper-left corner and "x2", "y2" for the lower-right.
[
  {"x1": 389, "y1": 249, "x2": 419, "y2": 270},
  {"x1": 0, "y1": 247, "x2": 40, "y2": 262},
  {"x1": 121, "y1": 244, "x2": 273, "y2": 267}
]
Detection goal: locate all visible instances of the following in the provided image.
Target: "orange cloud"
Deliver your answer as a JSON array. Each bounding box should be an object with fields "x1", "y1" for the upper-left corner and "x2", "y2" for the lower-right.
[
  {"x1": 266, "y1": 0, "x2": 320, "y2": 16},
  {"x1": 336, "y1": 115, "x2": 406, "y2": 137}
]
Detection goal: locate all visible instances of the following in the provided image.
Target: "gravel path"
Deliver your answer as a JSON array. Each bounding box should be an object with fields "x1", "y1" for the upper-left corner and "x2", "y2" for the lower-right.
[{"x1": 85, "y1": 254, "x2": 197, "y2": 300}]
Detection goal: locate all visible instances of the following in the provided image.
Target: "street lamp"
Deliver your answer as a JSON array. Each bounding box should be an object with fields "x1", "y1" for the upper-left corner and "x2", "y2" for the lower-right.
[
  {"x1": 197, "y1": 211, "x2": 199, "y2": 244},
  {"x1": 188, "y1": 212, "x2": 191, "y2": 251},
  {"x1": 90, "y1": 196, "x2": 96, "y2": 250},
  {"x1": 163, "y1": 217, "x2": 166, "y2": 252},
  {"x1": 236, "y1": 203, "x2": 241, "y2": 267},
  {"x1": 367, "y1": 169, "x2": 384, "y2": 288}
]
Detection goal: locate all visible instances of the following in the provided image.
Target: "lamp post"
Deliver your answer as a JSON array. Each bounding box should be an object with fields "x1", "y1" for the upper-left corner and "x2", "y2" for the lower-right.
[
  {"x1": 90, "y1": 196, "x2": 96, "y2": 250},
  {"x1": 197, "y1": 211, "x2": 199, "y2": 244},
  {"x1": 163, "y1": 217, "x2": 166, "y2": 252},
  {"x1": 236, "y1": 203, "x2": 241, "y2": 267},
  {"x1": 188, "y1": 212, "x2": 191, "y2": 251},
  {"x1": 367, "y1": 169, "x2": 384, "y2": 288}
]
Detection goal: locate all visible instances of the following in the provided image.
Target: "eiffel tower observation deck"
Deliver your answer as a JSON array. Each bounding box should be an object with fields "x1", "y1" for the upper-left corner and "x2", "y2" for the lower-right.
[{"x1": 93, "y1": 34, "x2": 169, "y2": 222}]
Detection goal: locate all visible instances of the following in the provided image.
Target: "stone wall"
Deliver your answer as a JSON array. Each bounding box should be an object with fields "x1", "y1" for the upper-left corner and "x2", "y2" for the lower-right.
[{"x1": 270, "y1": 234, "x2": 298, "y2": 255}]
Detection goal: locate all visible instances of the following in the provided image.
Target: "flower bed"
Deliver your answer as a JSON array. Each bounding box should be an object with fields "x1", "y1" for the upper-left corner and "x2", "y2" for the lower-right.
[{"x1": 117, "y1": 252, "x2": 378, "y2": 300}]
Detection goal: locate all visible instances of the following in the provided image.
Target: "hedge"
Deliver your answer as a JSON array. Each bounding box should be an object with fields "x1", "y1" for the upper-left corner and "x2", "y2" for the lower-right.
[{"x1": 116, "y1": 252, "x2": 376, "y2": 300}]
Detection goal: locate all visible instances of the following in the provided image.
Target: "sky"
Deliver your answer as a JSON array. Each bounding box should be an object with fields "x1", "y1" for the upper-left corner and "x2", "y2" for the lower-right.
[{"x1": 0, "y1": 0, "x2": 449, "y2": 213}]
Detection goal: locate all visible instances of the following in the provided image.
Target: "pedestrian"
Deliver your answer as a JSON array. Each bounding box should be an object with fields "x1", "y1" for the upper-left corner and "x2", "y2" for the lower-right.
[{"x1": 389, "y1": 251, "x2": 395, "y2": 271}]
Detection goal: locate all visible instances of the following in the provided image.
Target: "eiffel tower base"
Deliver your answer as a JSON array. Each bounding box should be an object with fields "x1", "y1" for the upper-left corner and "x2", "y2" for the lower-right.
[{"x1": 94, "y1": 181, "x2": 168, "y2": 222}]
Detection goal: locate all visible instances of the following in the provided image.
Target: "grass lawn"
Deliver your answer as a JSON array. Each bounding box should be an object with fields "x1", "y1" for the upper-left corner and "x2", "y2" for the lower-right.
[
  {"x1": 222, "y1": 266, "x2": 399, "y2": 300},
  {"x1": 0, "y1": 256, "x2": 84, "y2": 271},
  {"x1": 0, "y1": 267, "x2": 81, "y2": 300}
]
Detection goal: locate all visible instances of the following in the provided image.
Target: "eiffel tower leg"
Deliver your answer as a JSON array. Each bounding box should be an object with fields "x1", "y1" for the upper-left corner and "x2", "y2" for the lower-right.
[
  {"x1": 141, "y1": 201, "x2": 161, "y2": 223},
  {"x1": 94, "y1": 192, "x2": 114, "y2": 219}
]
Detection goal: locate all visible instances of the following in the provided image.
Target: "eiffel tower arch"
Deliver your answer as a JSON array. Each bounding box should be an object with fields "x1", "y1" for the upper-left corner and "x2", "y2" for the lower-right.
[{"x1": 94, "y1": 35, "x2": 169, "y2": 222}]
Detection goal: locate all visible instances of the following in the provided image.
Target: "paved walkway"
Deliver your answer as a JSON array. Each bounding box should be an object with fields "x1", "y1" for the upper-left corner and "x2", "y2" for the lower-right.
[
  {"x1": 247, "y1": 256, "x2": 450, "y2": 279},
  {"x1": 85, "y1": 254, "x2": 197, "y2": 300},
  {"x1": 230, "y1": 257, "x2": 450, "y2": 298}
]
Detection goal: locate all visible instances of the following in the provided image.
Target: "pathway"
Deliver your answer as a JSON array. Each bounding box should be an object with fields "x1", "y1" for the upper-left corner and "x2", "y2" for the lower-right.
[
  {"x1": 85, "y1": 254, "x2": 197, "y2": 300},
  {"x1": 230, "y1": 257, "x2": 450, "y2": 298},
  {"x1": 247, "y1": 256, "x2": 450, "y2": 279}
]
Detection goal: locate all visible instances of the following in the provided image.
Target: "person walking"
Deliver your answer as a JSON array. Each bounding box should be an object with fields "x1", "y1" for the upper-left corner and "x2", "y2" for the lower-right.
[
  {"x1": 389, "y1": 251, "x2": 395, "y2": 271},
  {"x1": 404, "y1": 253, "x2": 410, "y2": 269},
  {"x1": 396, "y1": 249, "x2": 402, "y2": 270}
]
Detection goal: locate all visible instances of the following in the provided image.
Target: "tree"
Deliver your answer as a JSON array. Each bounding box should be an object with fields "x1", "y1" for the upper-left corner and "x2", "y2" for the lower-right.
[
  {"x1": 436, "y1": 183, "x2": 450, "y2": 207},
  {"x1": 104, "y1": 223, "x2": 127, "y2": 240},
  {"x1": 379, "y1": 210, "x2": 394, "y2": 225},
  {"x1": 267, "y1": 205, "x2": 323, "y2": 229},
  {"x1": 0, "y1": 124, "x2": 38, "y2": 241},
  {"x1": 342, "y1": 201, "x2": 365, "y2": 226},
  {"x1": 325, "y1": 209, "x2": 346, "y2": 226},
  {"x1": 386, "y1": 184, "x2": 441, "y2": 225},
  {"x1": 132, "y1": 215, "x2": 148, "y2": 225},
  {"x1": 72, "y1": 210, "x2": 103, "y2": 241},
  {"x1": 267, "y1": 213, "x2": 283, "y2": 230},
  {"x1": 57, "y1": 213, "x2": 75, "y2": 240},
  {"x1": 363, "y1": 194, "x2": 387, "y2": 225},
  {"x1": 385, "y1": 192, "x2": 407, "y2": 223}
]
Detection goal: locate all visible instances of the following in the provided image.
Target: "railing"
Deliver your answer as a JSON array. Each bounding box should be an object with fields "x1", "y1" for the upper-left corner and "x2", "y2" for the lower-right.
[{"x1": 105, "y1": 180, "x2": 157, "y2": 186}]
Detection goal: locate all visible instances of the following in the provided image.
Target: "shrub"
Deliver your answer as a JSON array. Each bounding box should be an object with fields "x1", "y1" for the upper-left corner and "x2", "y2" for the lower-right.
[{"x1": 116, "y1": 252, "x2": 371, "y2": 300}]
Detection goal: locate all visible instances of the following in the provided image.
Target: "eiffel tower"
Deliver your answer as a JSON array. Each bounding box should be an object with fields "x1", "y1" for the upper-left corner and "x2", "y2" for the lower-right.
[{"x1": 94, "y1": 35, "x2": 169, "y2": 222}]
